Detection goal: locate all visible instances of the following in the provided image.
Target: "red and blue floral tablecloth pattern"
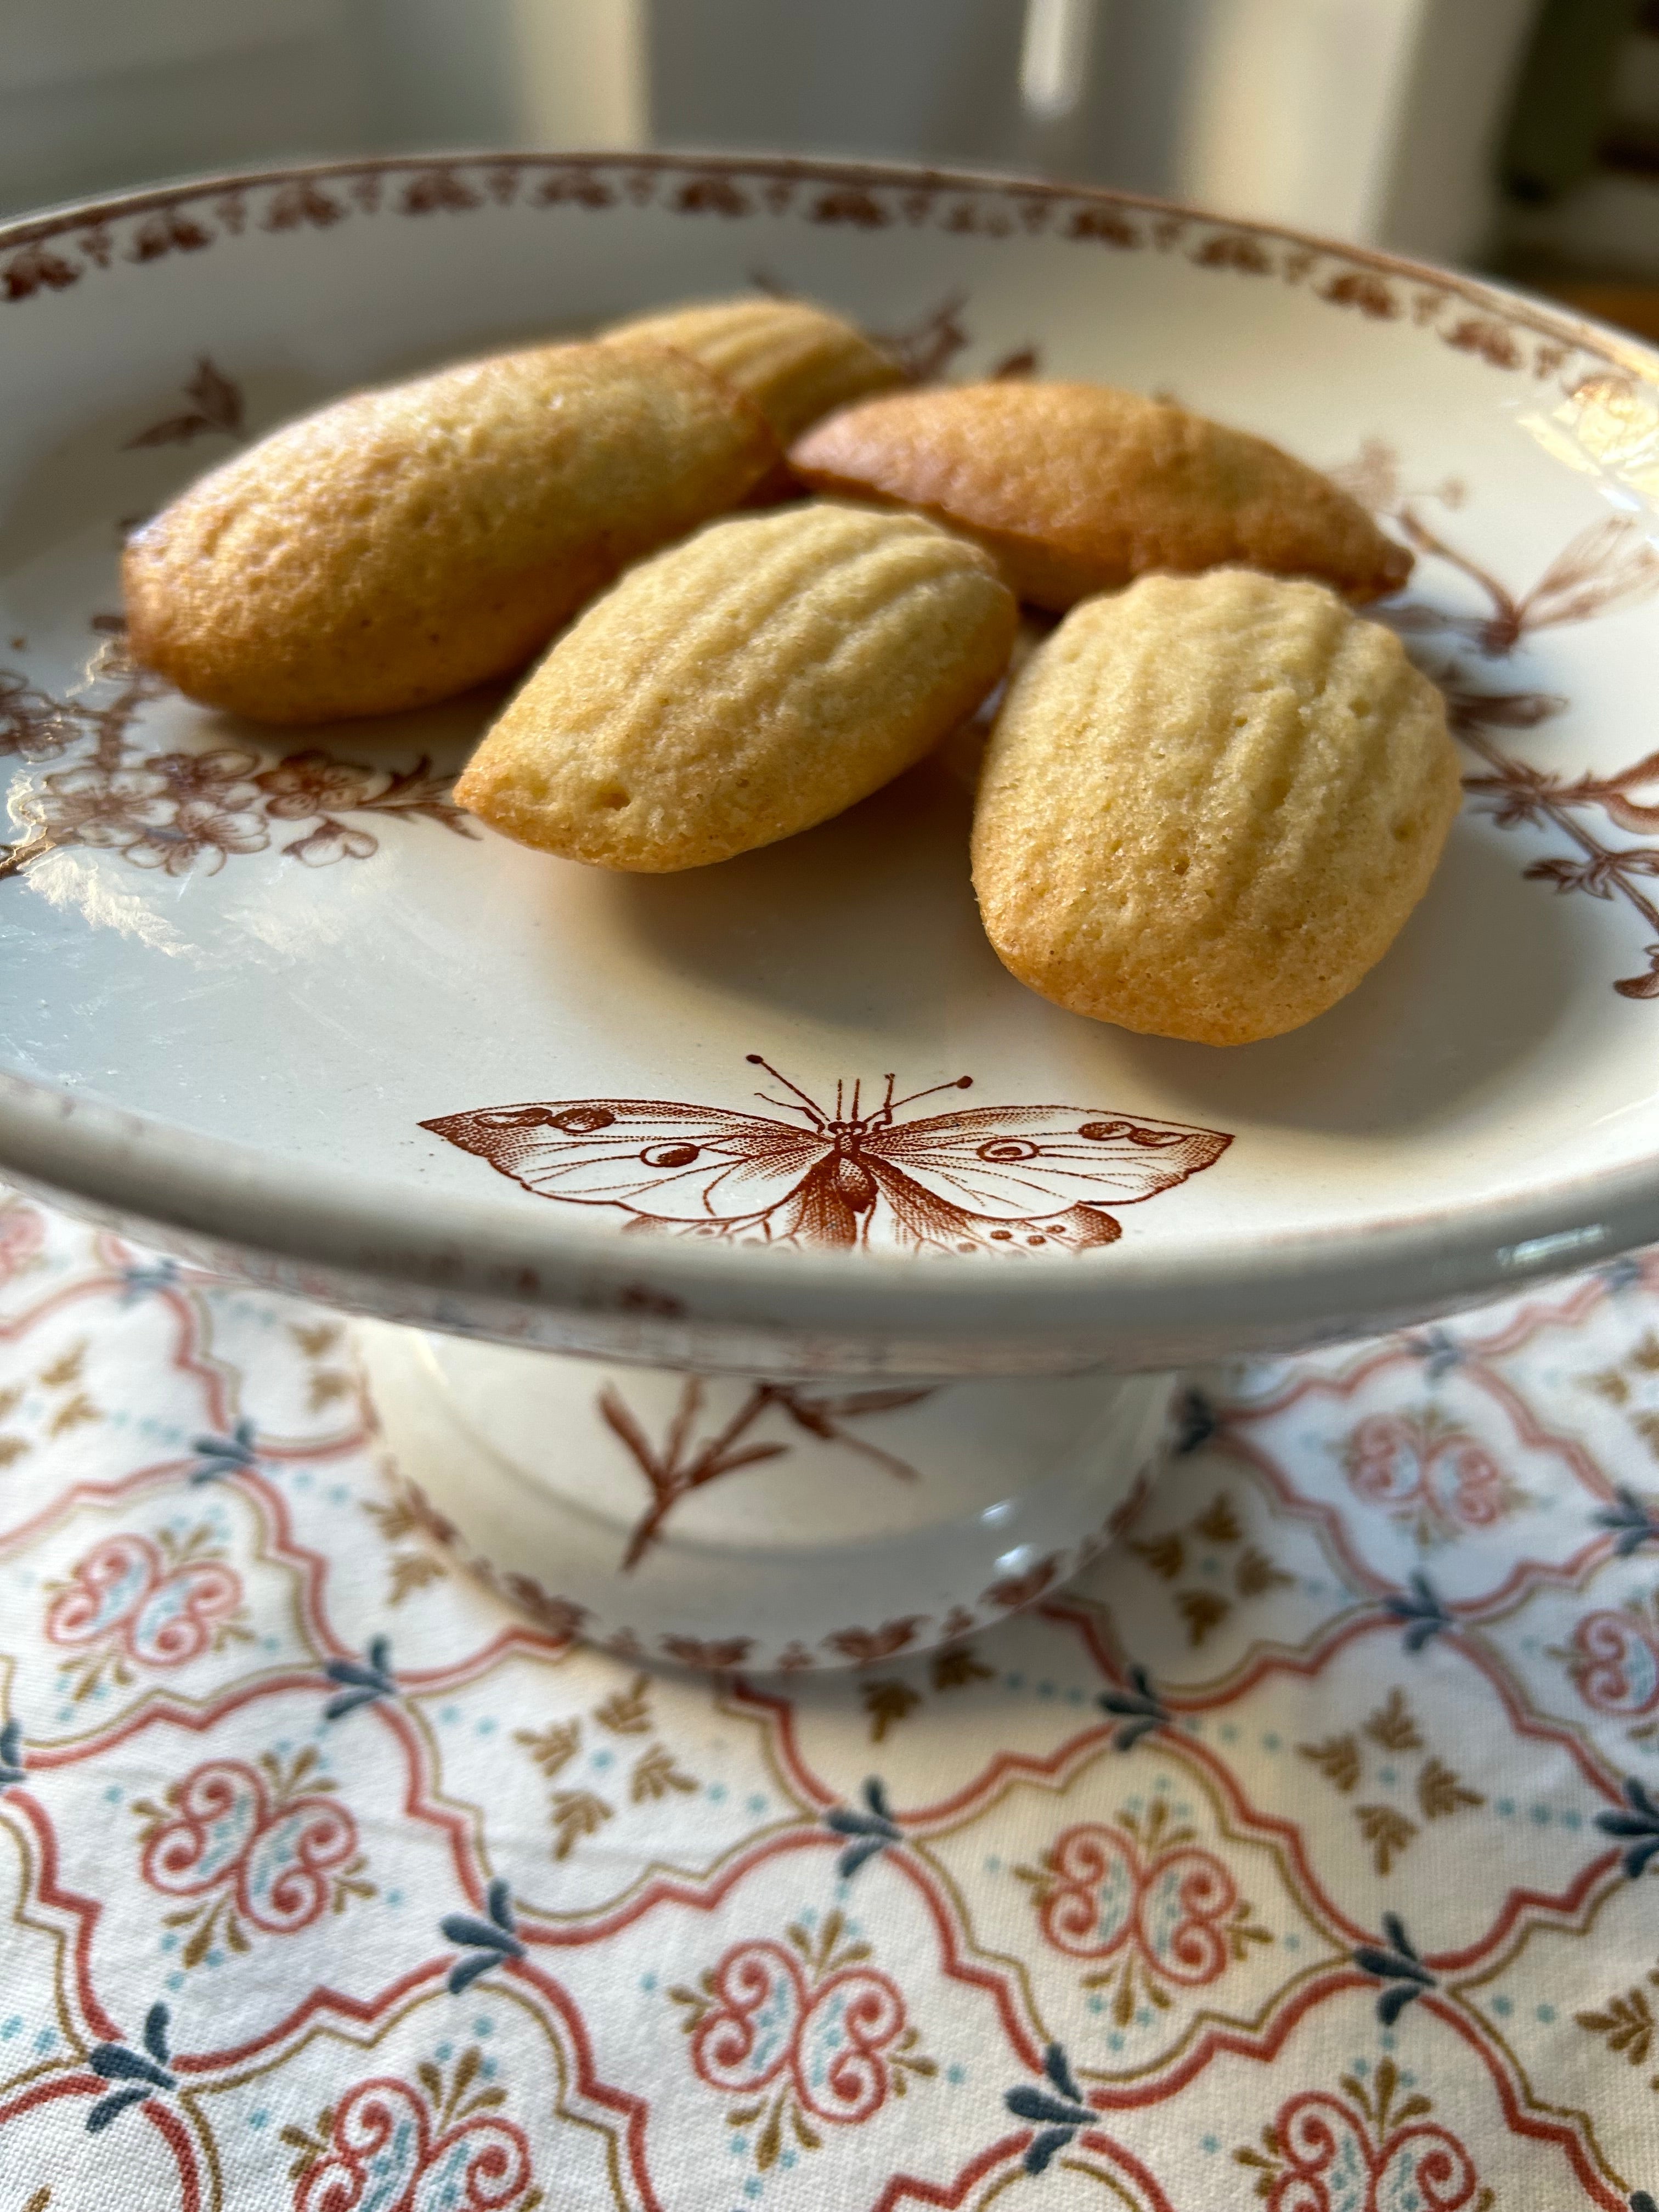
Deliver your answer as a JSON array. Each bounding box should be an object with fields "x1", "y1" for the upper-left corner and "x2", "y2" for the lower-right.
[{"x1": 2, "y1": 1186, "x2": 1659, "y2": 2210}]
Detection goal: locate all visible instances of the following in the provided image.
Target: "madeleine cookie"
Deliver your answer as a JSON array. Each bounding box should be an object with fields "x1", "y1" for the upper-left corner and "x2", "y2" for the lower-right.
[
  {"x1": 789, "y1": 380, "x2": 1411, "y2": 610},
  {"x1": 972, "y1": 570, "x2": 1459, "y2": 1044},
  {"x1": 123, "y1": 342, "x2": 778, "y2": 724},
  {"x1": 456, "y1": 502, "x2": 1017, "y2": 871},
  {"x1": 603, "y1": 295, "x2": 902, "y2": 447}
]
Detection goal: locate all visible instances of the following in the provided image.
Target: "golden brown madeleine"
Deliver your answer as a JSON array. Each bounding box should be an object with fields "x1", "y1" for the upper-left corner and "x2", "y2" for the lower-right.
[
  {"x1": 123, "y1": 342, "x2": 779, "y2": 725},
  {"x1": 972, "y1": 570, "x2": 1459, "y2": 1045},
  {"x1": 455, "y1": 501, "x2": 1017, "y2": 871},
  {"x1": 602, "y1": 295, "x2": 902, "y2": 447},
  {"x1": 789, "y1": 380, "x2": 1412, "y2": 610}
]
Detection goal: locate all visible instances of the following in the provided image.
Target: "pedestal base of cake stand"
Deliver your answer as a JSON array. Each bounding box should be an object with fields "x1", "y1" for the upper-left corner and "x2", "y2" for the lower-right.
[{"x1": 352, "y1": 1321, "x2": 1174, "y2": 1673}]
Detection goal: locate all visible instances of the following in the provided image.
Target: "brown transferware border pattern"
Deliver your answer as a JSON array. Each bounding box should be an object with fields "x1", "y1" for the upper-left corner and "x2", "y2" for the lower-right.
[{"x1": 0, "y1": 152, "x2": 1654, "y2": 410}]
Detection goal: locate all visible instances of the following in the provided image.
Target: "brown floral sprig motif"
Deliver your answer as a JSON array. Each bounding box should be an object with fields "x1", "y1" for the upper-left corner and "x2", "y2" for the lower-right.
[
  {"x1": 0, "y1": 670, "x2": 83, "y2": 762},
  {"x1": 597, "y1": 1375, "x2": 930, "y2": 1571},
  {"x1": 861, "y1": 1643, "x2": 995, "y2": 1742},
  {"x1": 1581, "y1": 1330, "x2": 1659, "y2": 1470},
  {"x1": 747, "y1": 270, "x2": 985, "y2": 385},
  {"x1": 1336, "y1": 437, "x2": 1659, "y2": 1002},
  {"x1": 1297, "y1": 1686, "x2": 1483, "y2": 1875},
  {"x1": 1127, "y1": 1489, "x2": 1293, "y2": 1649},
  {"x1": 871, "y1": 290, "x2": 972, "y2": 383},
  {"x1": 1577, "y1": 1961, "x2": 1659, "y2": 2088},
  {"x1": 823, "y1": 1617, "x2": 929, "y2": 1665},
  {"x1": 288, "y1": 1319, "x2": 356, "y2": 1417},
  {"x1": 514, "y1": 1671, "x2": 699, "y2": 1860},
  {"x1": 35, "y1": 1340, "x2": 99, "y2": 1441},
  {"x1": 1452, "y1": 683, "x2": 1659, "y2": 1002},
  {"x1": 253, "y1": 748, "x2": 471, "y2": 866},
  {"x1": 124, "y1": 356, "x2": 244, "y2": 449},
  {"x1": 1340, "y1": 435, "x2": 1659, "y2": 656},
  {"x1": 362, "y1": 1480, "x2": 455, "y2": 1606},
  {"x1": 1, "y1": 626, "x2": 476, "y2": 883},
  {"x1": 1397, "y1": 511, "x2": 1659, "y2": 659}
]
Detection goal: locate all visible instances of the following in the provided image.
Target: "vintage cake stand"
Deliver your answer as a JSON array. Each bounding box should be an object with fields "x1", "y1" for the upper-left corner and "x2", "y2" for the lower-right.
[{"x1": 3, "y1": 152, "x2": 1658, "y2": 1669}]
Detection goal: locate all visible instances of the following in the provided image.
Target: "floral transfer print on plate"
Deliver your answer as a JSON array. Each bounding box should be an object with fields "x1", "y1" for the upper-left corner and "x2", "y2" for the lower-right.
[
  {"x1": 1336, "y1": 435, "x2": 1659, "y2": 1001},
  {"x1": 0, "y1": 627, "x2": 473, "y2": 882},
  {"x1": 596, "y1": 1374, "x2": 932, "y2": 1570}
]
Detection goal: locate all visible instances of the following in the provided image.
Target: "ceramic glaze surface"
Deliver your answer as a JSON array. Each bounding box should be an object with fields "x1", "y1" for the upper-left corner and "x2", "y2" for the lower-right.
[
  {"x1": 2, "y1": 154, "x2": 1658, "y2": 1369},
  {"x1": 354, "y1": 1320, "x2": 1172, "y2": 1671}
]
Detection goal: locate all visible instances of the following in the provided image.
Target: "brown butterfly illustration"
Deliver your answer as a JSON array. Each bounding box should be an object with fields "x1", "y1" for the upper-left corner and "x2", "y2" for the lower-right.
[{"x1": 421, "y1": 1057, "x2": 1231, "y2": 1255}]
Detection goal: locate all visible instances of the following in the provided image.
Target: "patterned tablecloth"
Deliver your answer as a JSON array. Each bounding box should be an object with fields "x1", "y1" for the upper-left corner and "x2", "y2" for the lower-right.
[{"x1": 3, "y1": 1187, "x2": 1659, "y2": 2212}]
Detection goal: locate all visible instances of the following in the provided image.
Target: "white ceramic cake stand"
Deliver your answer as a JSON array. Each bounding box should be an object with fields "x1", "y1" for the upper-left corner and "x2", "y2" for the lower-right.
[
  {"x1": 352, "y1": 1324, "x2": 1174, "y2": 1669},
  {"x1": 4, "y1": 151, "x2": 1659, "y2": 1669}
]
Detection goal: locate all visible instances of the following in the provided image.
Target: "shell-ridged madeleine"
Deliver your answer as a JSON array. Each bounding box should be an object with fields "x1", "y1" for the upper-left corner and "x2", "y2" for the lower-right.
[
  {"x1": 123, "y1": 342, "x2": 778, "y2": 725},
  {"x1": 972, "y1": 570, "x2": 1460, "y2": 1045},
  {"x1": 602, "y1": 296, "x2": 902, "y2": 447},
  {"x1": 790, "y1": 381, "x2": 1412, "y2": 610},
  {"x1": 456, "y1": 502, "x2": 1017, "y2": 871}
]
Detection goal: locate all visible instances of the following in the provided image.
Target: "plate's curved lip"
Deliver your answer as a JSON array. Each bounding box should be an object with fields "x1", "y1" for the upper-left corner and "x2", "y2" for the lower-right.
[
  {"x1": 1, "y1": 143, "x2": 1655, "y2": 385},
  {"x1": 3, "y1": 147, "x2": 1659, "y2": 1343},
  {"x1": 0, "y1": 1065, "x2": 1654, "y2": 1344}
]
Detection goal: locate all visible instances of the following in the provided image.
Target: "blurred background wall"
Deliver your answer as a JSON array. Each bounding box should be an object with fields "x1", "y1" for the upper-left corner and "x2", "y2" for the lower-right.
[{"x1": 0, "y1": 0, "x2": 1654, "y2": 324}]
